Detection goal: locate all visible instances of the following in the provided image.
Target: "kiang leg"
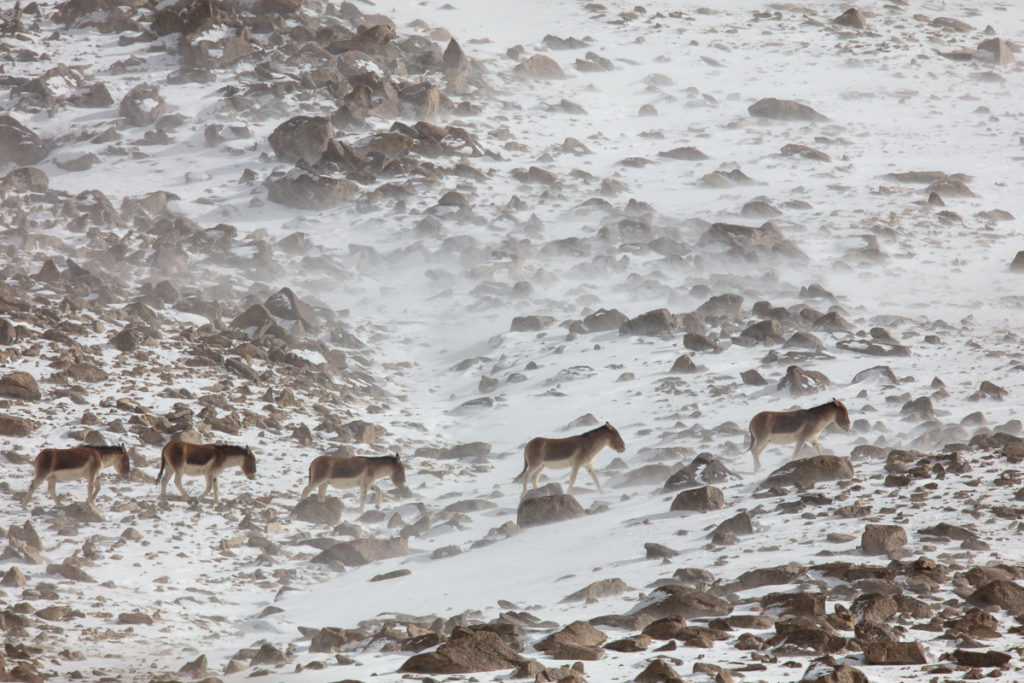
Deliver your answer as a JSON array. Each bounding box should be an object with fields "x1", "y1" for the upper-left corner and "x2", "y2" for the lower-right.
[
  {"x1": 567, "y1": 463, "x2": 580, "y2": 494},
  {"x1": 23, "y1": 476, "x2": 42, "y2": 507},
  {"x1": 89, "y1": 471, "x2": 101, "y2": 504},
  {"x1": 47, "y1": 476, "x2": 60, "y2": 504},
  {"x1": 174, "y1": 471, "x2": 190, "y2": 499},
  {"x1": 586, "y1": 465, "x2": 603, "y2": 493},
  {"x1": 529, "y1": 464, "x2": 544, "y2": 490},
  {"x1": 358, "y1": 484, "x2": 368, "y2": 513},
  {"x1": 811, "y1": 436, "x2": 826, "y2": 456},
  {"x1": 317, "y1": 482, "x2": 328, "y2": 503},
  {"x1": 212, "y1": 476, "x2": 220, "y2": 504},
  {"x1": 298, "y1": 479, "x2": 317, "y2": 501},
  {"x1": 195, "y1": 473, "x2": 215, "y2": 501},
  {"x1": 371, "y1": 484, "x2": 385, "y2": 508},
  {"x1": 750, "y1": 438, "x2": 766, "y2": 472}
]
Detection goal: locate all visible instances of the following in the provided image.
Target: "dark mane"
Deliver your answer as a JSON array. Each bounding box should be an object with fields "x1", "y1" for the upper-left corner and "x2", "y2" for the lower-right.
[
  {"x1": 214, "y1": 444, "x2": 249, "y2": 456},
  {"x1": 580, "y1": 423, "x2": 612, "y2": 437},
  {"x1": 811, "y1": 401, "x2": 842, "y2": 412},
  {"x1": 90, "y1": 444, "x2": 127, "y2": 454}
]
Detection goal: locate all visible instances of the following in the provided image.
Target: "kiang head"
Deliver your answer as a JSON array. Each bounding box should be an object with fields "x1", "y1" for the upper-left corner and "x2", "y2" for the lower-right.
[
  {"x1": 243, "y1": 446, "x2": 257, "y2": 479},
  {"x1": 390, "y1": 453, "x2": 407, "y2": 488},
  {"x1": 116, "y1": 443, "x2": 131, "y2": 477},
  {"x1": 832, "y1": 398, "x2": 851, "y2": 430},
  {"x1": 604, "y1": 422, "x2": 627, "y2": 453}
]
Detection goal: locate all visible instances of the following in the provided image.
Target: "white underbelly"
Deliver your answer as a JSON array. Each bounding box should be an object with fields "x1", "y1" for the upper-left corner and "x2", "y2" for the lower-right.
[
  {"x1": 51, "y1": 467, "x2": 89, "y2": 481},
  {"x1": 766, "y1": 432, "x2": 800, "y2": 445},
  {"x1": 181, "y1": 464, "x2": 212, "y2": 476},
  {"x1": 542, "y1": 457, "x2": 578, "y2": 470},
  {"x1": 325, "y1": 476, "x2": 363, "y2": 490}
]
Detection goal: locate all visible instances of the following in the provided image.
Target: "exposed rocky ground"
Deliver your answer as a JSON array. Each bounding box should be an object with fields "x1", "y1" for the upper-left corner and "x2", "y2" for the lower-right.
[{"x1": 1, "y1": 0, "x2": 1024, "y2": 681}]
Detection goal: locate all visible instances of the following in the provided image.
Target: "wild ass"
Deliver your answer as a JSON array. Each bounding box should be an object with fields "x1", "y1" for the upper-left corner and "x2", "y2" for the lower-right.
[
  {"x1": 515, "y1": 422, "x2": 626, "y2": 498},
  {"x1": 298, "y1": 454, "x2": 406, "y2": 513},
  {"x1": 23, "y1": 444, "x2": 131, "y2": 508},
  {"x1": 157, "y1": 441, "x2": 256, "y2": 504},
  {"x1": 748, "y1": 398, "x2": 851, "y2": 471}
]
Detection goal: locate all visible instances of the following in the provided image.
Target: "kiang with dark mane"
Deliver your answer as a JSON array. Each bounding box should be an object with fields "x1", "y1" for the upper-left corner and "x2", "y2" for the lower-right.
[
  {"x1": 748, "y1": 398, "x2": 851, "y2": 471},
  {"x1": 157, "y1": 441, "x2": 256, "y2": 504},
  {"x1": 515, "y1": 422, "x2": 626, "y2": 498},
  {"x1": 23, "y1": 443, "x2": 131, "y2": 509},
  {"x1": 298, "y1": 453, "x2": 406, "y2": 513}
]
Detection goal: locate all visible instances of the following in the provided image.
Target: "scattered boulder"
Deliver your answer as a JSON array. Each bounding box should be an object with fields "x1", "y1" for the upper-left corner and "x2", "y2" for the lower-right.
[
  {"x1": 535, "y1": 620, "x2": 607, "y2": 660},
  {"x1": 399, "y1": 627, "x2": 525, "y2": 674},
  {"x1": 748, "y1": 97, "x2": 828, "y2": 122},
  {"x1": 0, "y1": 371, "x2": 42, "y2": 400},
  {"x1": 670, "y1": 485, "x2": 725, "y2": 512},
  {"x1": 0, "y1": 413, "x2": 34, "y2": 436},
  {"x1": 583, "y1": 308, "x2": 628, "y2": 332},
  {"x1": 860, "y1": 641, "x2": 927, "y2": 664},
  {"x1": 268, "y1": 115, "x2": 334, "y2": 165},
  {"x1": 635, "y1": 659, "x2": 684, "y2": 682},
  {"x1": 777, "y1": 365, "x2": 830, "y2": 395},
  {"x1": 976, "y1": 37, "x2": 1015, "y2": 65},
  {"x1": 968, "y1": 580, "x2": 1024, "y2": 613},
  {"x1": 312, "y1": 537, "x2": 408, "y2": 567},
  {"x1": 629, "y1": 584, "x2": 733, "y2": 620},
  {"x1": 801, "y1": 657, "x2": 869, "y2": 682},
  {"x1": 266, "y1": 167, "x2": 358, "y2": 210},
  {"x1": 833, "y1": 8, "x2": 866, "y2": 29},
  {"x1": 292, "y1": 496, "x2": 344, "y2": 526},
  {"x1": 517, "y1": 494, "x2": 585, "y2": 527},
  {"x1": 0, "y1": 114, "x2": 49, "y2": 165},
  {"x1": 669, "y1": 354, "x2": 697, "y2": 373},
  {"x1": 758, "y1": 456, "x2": 855, "y2": 489},
  {"x1": 514, "y1": 54, "x2": 566, "y2": 79},
  {"x1": 860, "y1": 524, "x2": 907, "y2": 556},
  {"x1": 620, "y1": 309, "x2": 678, "y2": 336},
  {"x1": 119, "y1": 84, "x2": 167, "y2": 127}
]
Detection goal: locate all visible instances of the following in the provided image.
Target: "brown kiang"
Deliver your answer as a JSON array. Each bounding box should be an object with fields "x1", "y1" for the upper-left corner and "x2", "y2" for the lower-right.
[
  {"x1": 515, "y1": 422, "x2": 626, "y2": 498},
  {"x1": 298, "y1": 454, "x2": 406, "y2": 513},
  {"x1": 748, "y1": 398, "x2": 851, "y2": 471},
  {"x1": 157, "y1": 441, "x2": 256, "y2": 504},
  {"x1": 23, "y1": 444, "x2": 131, "y2": 509}
]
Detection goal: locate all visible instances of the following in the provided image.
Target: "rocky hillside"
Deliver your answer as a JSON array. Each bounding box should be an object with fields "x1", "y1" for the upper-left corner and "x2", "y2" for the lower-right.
[{"x1": 1, "y1": 0, "x2": 1024, "y2": 681}]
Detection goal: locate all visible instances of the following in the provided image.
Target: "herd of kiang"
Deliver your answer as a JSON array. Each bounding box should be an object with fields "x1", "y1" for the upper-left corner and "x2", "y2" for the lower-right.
[{"x1": 18, "y1": 399, "x2": 850, "y2": 513}]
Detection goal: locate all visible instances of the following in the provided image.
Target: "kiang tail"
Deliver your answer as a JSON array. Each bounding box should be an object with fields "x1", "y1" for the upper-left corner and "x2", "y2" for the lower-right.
[
  {"x1": 155, "y1": 455, "x2": 166, "y2": 485},
  {"x1": 512, "y1": 460, "x2": 528, "y2": 482}
]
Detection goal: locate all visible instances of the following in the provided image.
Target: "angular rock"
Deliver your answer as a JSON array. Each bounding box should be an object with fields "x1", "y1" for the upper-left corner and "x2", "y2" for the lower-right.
[
  {"x1": 748, "y1": 97, "x2": 828, "y2": 122},
  {"x1": 629, "y1": 584, "x2": 732, "y2": 620},
  {"x1": 833, "y1": 8, "x2": 866, "y2": 29},
  {"x1": 399, "y1": 627, "x2": 525, "y2": 673},
  {"x1": 269, "y1": 115, "x2": 334, "y2": 165},
  {"x1": 635, "y1": 659, "x2": 684, "y2": 682},
  {"x1": 968, "y1": 580, "x2": 1024, "y2": 613},
  {"x1": 517, "y1": 494, "x2": 585, "y2": 528},
  {"x1": 951, "y1": 649, "x2": 1011, "y2": 667},
  {"x1": 0, "y1": 114, "x2": 49, "y2": 165},
  {"x1": 514, "y1": 54, "x2": 566, "y2": 79},
  {"x1": 777, "y1": 365, "x2": 830, "y2": 395},
  {"x1": 670, "y1": 486, "x2": 724, "y2": 512},
  {"x1": 976, "y1": 38, "x2": 1015, "y2": 65},
  {"x1": 620, "y1": 309, "x2": 677, "y2": 336},
  {"x1": 758, "y1": 456, "x2": 854, "y2": 489},
  {"x1": 266, "y1": 167, "x2": 358, "y2": 210},
  {"x1": 119, "y1": 84, "x2": 166, "y2": 127},
  {"x1": 312, "y1": 537, "x2": 408, "y2": 567},
  {"x1": 860, "y1": 524, "x2": 907, "y2": 556},
  {"x1": 861, "y1": 641, "x2": 926, "y2": 664},
  {"x1": 0, "y1": 413, "x2": 34, "y2": 437},
  {"x1": 562, "y1": 578, "x2": 628, "y2": 603},
  {"x1": 0, "y1": 371, "x2": 42, "y2": 400},
  {"x1": 292, "y1": 496, "x2": 344, "y2": 526}
]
